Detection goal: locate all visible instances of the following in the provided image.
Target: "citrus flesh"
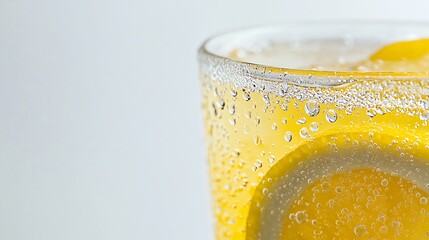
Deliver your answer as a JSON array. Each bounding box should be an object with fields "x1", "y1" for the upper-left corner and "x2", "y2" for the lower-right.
[
  {"x1": 370, "y1": 38, "x2": 429, "y2": 62},
  {"x1": 246, "y1": 128, "x2": 429, "y2": 239},
  {"x1": 282, "y1": 168, "x2": 429, "y2": 239}
]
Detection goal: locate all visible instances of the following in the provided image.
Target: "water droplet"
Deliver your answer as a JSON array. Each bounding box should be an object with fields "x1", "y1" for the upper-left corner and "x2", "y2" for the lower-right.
[
  {"x1": 282, "y1": 118, "x2": 288, "y2": 124},
  {"x1": 366, "y1": 108, "x2": 377, "y2": 118},
  {"x1": 262, "y1": 94, "x2": 270, "y2": 105},
  {"x1": 310, "y1": 122, "x2": 319, "y2": 132},
  {"x1": 211, "y1": 86, "x2": 218, "y2": 97},
  {"x1": 254, "y1": 135, "x2": 261, "y2": 145},
  {"x1": 345, "y1": 106, "x2": 353, "y2": 115},
  {"x1": 272, "y1": 123, "x2": 278, "y2": 130},
  {"x1": 354, "y1": 224, "x2": 367, "y2": 236},
  {"x1": 243, "y1": 125, "x2": 249, "y2": 135},
  {"x1": 305, "y1": 101, "x2": 320, "y2": 116},
  {"x1": 300, "y1": 127, "x2": 310, "y2": 138},
  {"x1": 284, "y1": 131, "x2": 293, "y2": 142},
  {"x1": 245, "y1": 111, "x2": 252, "y2": 119},
  {"x1": 216, "y1": 100, "x2": 225, "y2": 110},
  {"x1": 243, "y1": 92, "x2": 251, "y2": 101},
  {"x1": 296, "y1": 117, "x2": 307, "y2": 124},
  {"x1": 420, "y1": 110, "x2": 429, "y2": 120},
  {"x1": 255, "y1": 160, "x2": 262, "y2": 168},
  {"x1": 381, "y1": 179, "x2": 388, "y2": 186},
  {"x1": 229, "y1": 118, "x2": 236, "y2": 125},
  {"x1": 281, "y1": 103, "x2": 288, "y2": 111},
  {"x1": 228, "y1": 105, "x2": 235, "y2": 115},
  {"x1": 230, "y1": 89, "x2": 237, "y2": 97},
  {"x1": 326, "y1": 109, "x2": 337, "y2": 123}
]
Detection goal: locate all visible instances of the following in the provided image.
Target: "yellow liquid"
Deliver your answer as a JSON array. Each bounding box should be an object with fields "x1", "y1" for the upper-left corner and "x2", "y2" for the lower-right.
[{"x1": 201, "y1": 41, "x2": 429, "y2": 239}]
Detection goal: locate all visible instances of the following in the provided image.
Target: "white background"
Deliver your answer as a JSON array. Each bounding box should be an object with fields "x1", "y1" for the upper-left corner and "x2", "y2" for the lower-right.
[{"x1": 1, "y1": 0, "x2": 429, "y2": 239}]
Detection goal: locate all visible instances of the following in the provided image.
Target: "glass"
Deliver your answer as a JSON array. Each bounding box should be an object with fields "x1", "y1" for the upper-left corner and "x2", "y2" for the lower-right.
[{"x1": 199, "y1": 22, "x2": 429, "y2": 239}]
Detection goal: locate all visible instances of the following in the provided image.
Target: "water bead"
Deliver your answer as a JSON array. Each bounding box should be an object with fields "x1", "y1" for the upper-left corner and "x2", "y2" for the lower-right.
[
  {"x1": 284, "y1": 131, "x2": 293, "y2": 142},
  {"x1": 326, "y1": 109, "x2": 338, "y2": 123},
  {"x1": 305, "y1": 101, "x2": 320, "y2": 117}
]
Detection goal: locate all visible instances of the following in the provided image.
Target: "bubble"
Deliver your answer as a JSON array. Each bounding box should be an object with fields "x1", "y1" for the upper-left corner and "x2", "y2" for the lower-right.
[
  {"x1": 381, "y1": 179, "x2": 388, "y2": 186},
  {"x1": 377, "y1": 214, "x2": 386, "y2": 223},
  {"x1": 335, "y1": 186, "x2": 343, "y2": 193},
  {"x1": 300, "y1": 127, "x2": 310, "y2": 138},
  {"x1": 295, "y1": 211, "x2": 307, "y2": 224},
  {"x1": 391, "y1": 221, "x2": 401, "y2": 229},
  {"x1": 305, "y1": 101, "x2": 320, "y2": 117},
  {"x1": 262, "y1": 188, "x2": 269, "y2": 195},
  {"x1": 326, "y1": 109, "x2": 337, "y2": 123},
  {"x1": 379, "y1": 226, "x2": 388, "y2": 234},
  {"x1": 284, "y1": 131, "x2": 293, "y2": 142},
  {"x1": 310, "y1": 122, "x2": 319, "y2": 132},
  {"x1": 354, "y1": 224, "x2": 367, "y2": 236},
  {"x1": 420, "y1": 197, "x2": 428, "y2": 205}
]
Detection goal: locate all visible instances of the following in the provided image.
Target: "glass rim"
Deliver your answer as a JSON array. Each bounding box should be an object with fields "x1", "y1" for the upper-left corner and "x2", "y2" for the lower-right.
[{"x1": 199, "y1": 21, "x2": 429, "y2": 87}]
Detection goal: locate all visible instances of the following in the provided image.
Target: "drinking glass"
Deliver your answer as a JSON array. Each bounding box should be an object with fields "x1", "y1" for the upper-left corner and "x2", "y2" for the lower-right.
[{"x1": 199, "y1": 22, "x2": 429, "y2": 239}]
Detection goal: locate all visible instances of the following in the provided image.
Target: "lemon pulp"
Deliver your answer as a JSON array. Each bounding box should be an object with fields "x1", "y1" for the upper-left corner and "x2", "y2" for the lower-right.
[
  {"x1": 283, "y1": 168, "x2": 429, "y2": 239},
  {"x1": 370, "y1": 38, "x2": 429, "y2": 61}
]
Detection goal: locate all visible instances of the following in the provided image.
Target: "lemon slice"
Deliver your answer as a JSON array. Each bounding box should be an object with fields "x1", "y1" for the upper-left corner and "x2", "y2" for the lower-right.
[
  {"x1": 370, "y1": 38, "x2": 429, "y2": 61},
  {"x1": 246, "y1": 127, "x2": 429, "y2": 239}
]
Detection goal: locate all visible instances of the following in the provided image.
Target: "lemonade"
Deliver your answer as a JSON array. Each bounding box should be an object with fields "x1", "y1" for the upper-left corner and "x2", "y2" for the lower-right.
[{"x1": 199, "y1": 24, "x2": 429, "y2": 239}]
